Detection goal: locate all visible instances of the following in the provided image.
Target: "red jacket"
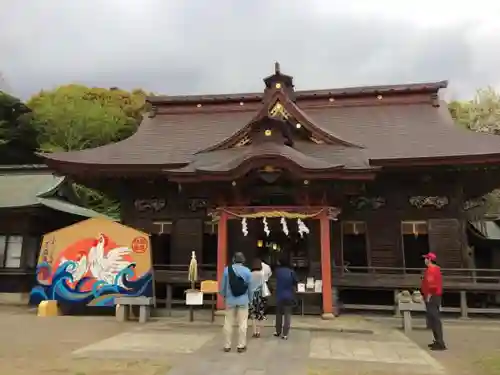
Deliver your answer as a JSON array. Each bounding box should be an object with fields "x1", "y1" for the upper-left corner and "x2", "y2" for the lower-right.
[{"x1": 421, "y1": 265, "x2": 443, "y2": 298}]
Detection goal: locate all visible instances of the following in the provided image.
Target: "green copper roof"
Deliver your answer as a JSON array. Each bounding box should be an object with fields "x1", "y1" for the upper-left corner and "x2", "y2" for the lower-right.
[
  {"x1": 470, "y1": 220, "x2": 500, "y2": 240},
  {"x1": 37, "y1": 197, "x2": 116, "y2": 220},
  {"x1": 0, "y1": 168, "x2": 63, "y2": 208},
  {"x1": 0, "y1": 166, "x2": 115, "y2": 220}
]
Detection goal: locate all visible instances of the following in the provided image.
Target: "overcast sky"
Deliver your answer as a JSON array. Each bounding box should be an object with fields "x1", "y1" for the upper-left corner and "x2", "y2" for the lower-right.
[{"x1": 1, "y1": 0, "x2": 500, "y2": 100}]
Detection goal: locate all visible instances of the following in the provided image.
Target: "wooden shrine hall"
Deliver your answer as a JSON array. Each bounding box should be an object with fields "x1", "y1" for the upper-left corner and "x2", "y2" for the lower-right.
[{"x1": 42, "y1": 63, "x2": 500, "y2": 316}]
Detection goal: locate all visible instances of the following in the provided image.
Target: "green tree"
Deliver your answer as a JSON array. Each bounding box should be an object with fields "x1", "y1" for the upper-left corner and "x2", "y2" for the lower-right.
[
  {"x1": 449, "y1": 87, "x2": 500, "y2": 134},
  {"x1": 0, "y1": 91, "x2": 39, "y2": 163},
  {"x1": 28, "y1": 85, "x2": 148, "y2": 152},
  {"x1": 27, "y1": 85, "x2": 150, "y2": 218},
  {"x1": 449, "y1": 88, "x2": 500, "y2": 216}
]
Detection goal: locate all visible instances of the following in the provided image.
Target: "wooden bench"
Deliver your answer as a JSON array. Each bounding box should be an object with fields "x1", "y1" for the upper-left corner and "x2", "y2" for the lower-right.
[
  {"x1": 398, "y1": 300, "x2": 426, "y2": 334},
  {"x1": 115, "y1": 296, "x2": 154, "y2": 323}
]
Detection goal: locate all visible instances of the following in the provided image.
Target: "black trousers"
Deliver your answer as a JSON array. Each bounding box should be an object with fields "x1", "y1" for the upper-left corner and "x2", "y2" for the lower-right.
[
  {"x1": 275, "y1": 299, "x2": 293, "y2": 336},
  {"x1": 426, "y1": 295, "x2": 445, "y2": 345}
]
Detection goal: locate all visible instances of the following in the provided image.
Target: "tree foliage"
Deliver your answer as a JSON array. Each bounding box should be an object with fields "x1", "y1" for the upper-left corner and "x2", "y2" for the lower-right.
[
  {"x1": 27, "y1": 85, "x2": 150, "y2": 218},
  {"x1": 28, "y1": 85, "x2": 149, "y2": 152},
  {"x1": 449, "y1": 87, "x2": 500, "y2": 134},
  {"x1": 449, "y1": 87, "x2": 500, "y2": 216},
  {"x1": 0, "y1": 91, "x2": 39, "y2": 163}
]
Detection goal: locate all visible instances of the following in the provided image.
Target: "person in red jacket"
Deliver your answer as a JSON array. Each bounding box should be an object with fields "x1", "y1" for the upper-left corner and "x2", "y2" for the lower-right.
[{"x1": 421, "y1": 252, "x2": 447, "y2": 351}]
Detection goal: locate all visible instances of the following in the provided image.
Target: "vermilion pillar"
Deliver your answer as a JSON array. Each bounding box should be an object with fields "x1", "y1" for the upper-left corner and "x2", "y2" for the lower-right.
[
  {"x1": 216, "y1": 210, "x2": 228, "y2": 310},
  {"x1": 320, "y1": 211, "x2": 334, "y2": 318}
]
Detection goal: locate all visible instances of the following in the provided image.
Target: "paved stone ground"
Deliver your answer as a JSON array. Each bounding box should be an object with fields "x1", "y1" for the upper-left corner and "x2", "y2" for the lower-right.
[
  {"x1": 4, "y1": 304, "x2": 499, "y2": 375},
  {"x1": 73, "y1": 319, "x2": 444, "y2": 375}
]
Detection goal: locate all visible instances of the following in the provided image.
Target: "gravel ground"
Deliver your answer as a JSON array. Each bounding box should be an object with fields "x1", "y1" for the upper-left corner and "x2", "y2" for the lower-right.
[{"x1": 0, "y1": 305, "x2": 171, "y2": 375}]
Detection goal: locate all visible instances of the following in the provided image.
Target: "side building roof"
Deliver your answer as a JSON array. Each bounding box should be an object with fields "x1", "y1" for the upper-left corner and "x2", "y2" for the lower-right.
[{"x1": 0, "y1": 165, "x2": 115, "y2": 220}]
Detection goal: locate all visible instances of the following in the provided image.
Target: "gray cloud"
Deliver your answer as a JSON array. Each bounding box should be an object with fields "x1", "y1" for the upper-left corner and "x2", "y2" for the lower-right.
[{"x1": 1, "y1": 0, "x2": 499, "y2": 99}]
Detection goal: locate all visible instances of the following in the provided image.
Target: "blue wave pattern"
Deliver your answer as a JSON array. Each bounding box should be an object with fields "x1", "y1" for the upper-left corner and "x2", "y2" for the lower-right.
[{"x1": 29, "y1": 260, "x2": 153, "y2": 307}]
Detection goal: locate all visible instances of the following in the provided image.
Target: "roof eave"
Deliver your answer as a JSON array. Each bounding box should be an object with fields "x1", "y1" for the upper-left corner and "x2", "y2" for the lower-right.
[
  {"x1": 42, "y1": 157, "x2": 188, "y2": 176},
  {"x1": 370, "y1": 154, "x2": 500, "y2": 167},
  {"x1": 165, "y1": 167, "x2": 378, "y2": 183}
]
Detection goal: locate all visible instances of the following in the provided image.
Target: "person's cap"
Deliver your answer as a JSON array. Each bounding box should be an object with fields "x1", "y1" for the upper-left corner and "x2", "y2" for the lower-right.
[{"x1": 423, "y1": 252, "x2": 437, "y2": 261}]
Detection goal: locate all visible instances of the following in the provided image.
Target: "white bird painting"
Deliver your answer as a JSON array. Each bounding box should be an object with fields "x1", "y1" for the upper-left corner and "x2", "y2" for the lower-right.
[{"x1": 88, "y1": 233, "x2": 134, "y2": 288}]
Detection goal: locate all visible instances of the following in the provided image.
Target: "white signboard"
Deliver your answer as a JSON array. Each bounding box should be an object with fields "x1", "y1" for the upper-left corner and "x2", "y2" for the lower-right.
[
  {"x1": 185, "y1": 291, "x2": 203, "y2": 306},
  {"x1": 297, "y1": 283, "x2": 305, "y2": 293},
  {"x1": 306, "y1": 277, "x2": 315, "y2": 290},
  {"x1": 314, "y1": 280, "x2": 322, "y2": 293}
]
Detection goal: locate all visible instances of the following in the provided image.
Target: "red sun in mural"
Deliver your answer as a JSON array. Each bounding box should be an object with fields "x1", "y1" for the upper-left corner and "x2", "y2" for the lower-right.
[{"x1": 45, "y1": 234, "x2": 136, "y2": 291}]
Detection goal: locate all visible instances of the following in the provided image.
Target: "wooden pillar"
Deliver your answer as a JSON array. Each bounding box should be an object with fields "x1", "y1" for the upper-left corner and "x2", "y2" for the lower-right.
[
  {"x1": 216, "y1": 211, "x2": 228, "y2": 310},
  {"x1": 460, "y1": 291, "x2": 469, "y2": 319},
  {"x1": 320, "y1": 211, "x2": 334, "y2": 319}
]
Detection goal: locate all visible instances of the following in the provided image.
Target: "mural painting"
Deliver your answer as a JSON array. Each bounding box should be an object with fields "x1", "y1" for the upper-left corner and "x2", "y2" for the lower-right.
[{"x1": 29, "y1": 217, "x2": 152, "y2": 307}]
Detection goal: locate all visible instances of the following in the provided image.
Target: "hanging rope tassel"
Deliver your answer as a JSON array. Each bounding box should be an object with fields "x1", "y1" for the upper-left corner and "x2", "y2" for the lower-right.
[
  {"x1": 280, "y1": 217, "x2": 289, "y2": 236},
  {"x1": 297, "y1": 218, "x2": 310, "y2": 238},
  {"x1": 241, "y1": 218, "x2": 248, "y2": 236},
  {"x1": 263, "y1": 217, "x2": 270, "y2": 236}
]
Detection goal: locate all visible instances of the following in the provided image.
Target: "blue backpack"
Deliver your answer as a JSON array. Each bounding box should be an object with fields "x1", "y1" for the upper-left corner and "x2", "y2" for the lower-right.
[{"x1": 228, "y1": 265, "x2": 248, "y2": 297}]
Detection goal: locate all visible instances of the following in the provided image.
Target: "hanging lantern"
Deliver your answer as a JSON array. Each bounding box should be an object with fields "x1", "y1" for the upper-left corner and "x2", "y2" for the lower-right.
[{"x1": 257, "y1": 240, "x2": 263, "y2": 247}]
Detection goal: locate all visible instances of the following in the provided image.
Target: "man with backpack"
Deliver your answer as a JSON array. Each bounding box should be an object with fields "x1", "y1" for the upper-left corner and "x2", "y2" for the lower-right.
[{"x1": 220, "y1": 252, "x2": 253, "y2": 353}]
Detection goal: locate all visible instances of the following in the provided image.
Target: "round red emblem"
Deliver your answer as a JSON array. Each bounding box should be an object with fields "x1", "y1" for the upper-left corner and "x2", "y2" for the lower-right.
[{"x1": 131, "y1": 236, "x2": 148, "y2": 254}]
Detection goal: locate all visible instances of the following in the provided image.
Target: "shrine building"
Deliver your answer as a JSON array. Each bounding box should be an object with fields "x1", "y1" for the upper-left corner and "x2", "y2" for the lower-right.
[{"x1": 42, "y1": 64, "x2": 500, "y2": 316}]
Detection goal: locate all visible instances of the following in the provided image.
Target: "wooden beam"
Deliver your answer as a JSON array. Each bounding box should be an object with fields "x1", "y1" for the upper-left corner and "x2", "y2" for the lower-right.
[
  {"x1": 320, "y1": 211, "x2": 334, "y2": 318},
  {"x1": 216, "y1": 210, "x2": 228, "y2": 310}
]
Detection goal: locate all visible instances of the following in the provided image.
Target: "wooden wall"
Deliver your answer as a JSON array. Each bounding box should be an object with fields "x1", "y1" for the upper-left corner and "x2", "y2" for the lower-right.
[
  {"x1": 120, "y1": 170, "x2": 469, "y2": 271},
  {"x1": 0, "y1": 207, "x2": 82, "y2": 293},
  {"x1": 335, "y1": 172, "x2": 466, "y2": 270}
]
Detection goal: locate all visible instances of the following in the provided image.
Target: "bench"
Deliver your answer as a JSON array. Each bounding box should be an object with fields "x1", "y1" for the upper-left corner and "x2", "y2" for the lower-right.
[
  {"x1": 115, "y1": 296, "x2": 154, "y2": 323},
  {"x1": 398, "y1": 300, "x2": 426, "y2": 334}
]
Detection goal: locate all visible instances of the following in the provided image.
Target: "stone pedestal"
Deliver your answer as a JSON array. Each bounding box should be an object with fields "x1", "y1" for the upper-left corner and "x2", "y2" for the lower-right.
[
  {"x1": 116, "y1": 304, "x2": 128, "y2": 322},
  {"x1": 321, "y1": 313, "x2": 335, "y2": 320}
]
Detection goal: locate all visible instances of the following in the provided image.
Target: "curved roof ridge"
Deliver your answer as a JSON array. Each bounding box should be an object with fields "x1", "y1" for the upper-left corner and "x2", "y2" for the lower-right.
[
  {"x1": 168, "y1": 142, "x2": 345, "y2": 177},
  {"x1": 148, "y1": 80, "x2": 448, "y2": 105},
  {"x1": 199, "y1": 90, "x2": 363, "y2": 153}
]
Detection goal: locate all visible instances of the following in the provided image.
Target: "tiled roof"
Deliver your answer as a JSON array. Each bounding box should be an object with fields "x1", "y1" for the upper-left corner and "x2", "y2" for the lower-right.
[{"x1": 41, "y1": 76, "x2": 500, "y2": 172}]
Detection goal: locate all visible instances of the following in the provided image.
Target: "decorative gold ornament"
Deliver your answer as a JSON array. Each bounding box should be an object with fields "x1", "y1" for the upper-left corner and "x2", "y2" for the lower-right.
[
  {"x1": 269, "y1": 101, "x2": 290, "y2": 119},
  {"x1": 296, "y1": 123, "x2": 302, "y2": 129},
  {"x1": 329, "y1": 97, "x2": 335, "y2": 102},
  {"x1": 196, "y1": 103, "x2": 202, "y2": 107},
  {"x1": 275, "y1": 83, "x2": 282, "y2": 89},
  {"x1": 239, "y1": 102, "x2": 244, "y2": 106},
  {"x1": 377, "y1": 95, "x2": 383, "y2": 100},
  {"x1": 264, "y1": 129, "x2": 272, "y2": 136},
  {"x1": 231, "y1": 181, "x2": 237, "y2": 186}
]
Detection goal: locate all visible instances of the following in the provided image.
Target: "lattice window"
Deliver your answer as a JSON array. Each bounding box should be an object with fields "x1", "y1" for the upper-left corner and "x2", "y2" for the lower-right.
[
  {"x1": 235, "y1": 135, "x2": 251, "y2": 147},
  {"x1": 342, "y1": 221, "x2": 367, "y2": 235},
  {"x1": 401, "y1": 221, "x2": 428, "y2": 235}
]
